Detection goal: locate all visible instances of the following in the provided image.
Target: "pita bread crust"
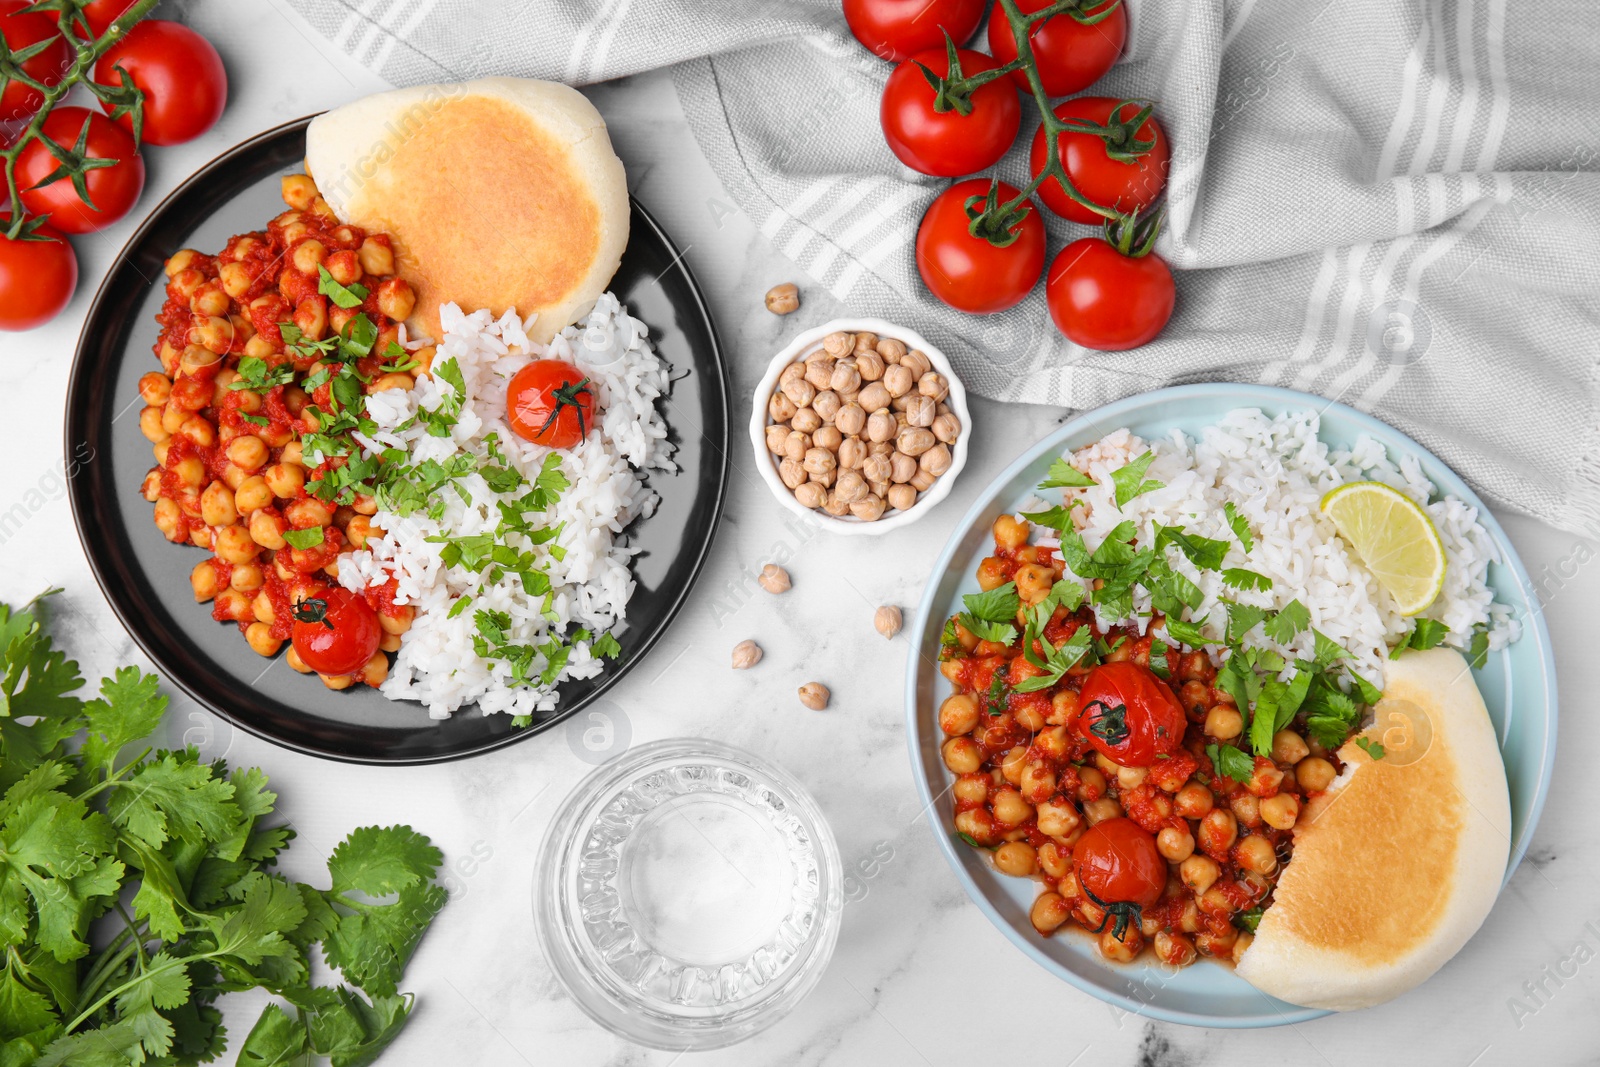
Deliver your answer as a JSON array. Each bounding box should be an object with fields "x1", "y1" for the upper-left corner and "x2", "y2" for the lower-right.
[
  {"x1": 304, "y1": 77, "x2": 629, "y2": 344},
  {"x1": 1235, "y1": 647, "x2": 1509, "y2": 1011}
]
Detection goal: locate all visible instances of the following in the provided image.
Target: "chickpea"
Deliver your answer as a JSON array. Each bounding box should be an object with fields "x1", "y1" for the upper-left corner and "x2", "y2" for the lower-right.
[
  {"x1": 1296, "y1": 756, "x2": 1336, "y2": 793},
  {"x1": 190, "y1": 560, "x2": 221, "y2": 602},
  {"x1": 281, "y1": 174, "x2": 318, "y2": 209},
  {"x1": 1076, "y1": 765, "x2": 1108, "y2": 802},
  {"x1": 992, "y1": 788, "x2": 1033, "y2": 827},
  {"x1": 1174, "y1": 782, "x2": 1214, "y2": 819},
  {"x1": 1180, "y1": 854, "x2": 1220, "y2": 895},
  {"x1": 357, "y1": 236, "x2": 395, "y2": 275},
  {"x1": 1030, "y1": 892, "x2": 1071, "y2": 934},
  {"x1": 214, "y1": 525, "x2": 260, "y2": 564},
  {"x1": 325, "y1": 249, "x2": 362, "y2": 287},
  {"x1": 249, "y1": 510, "x2": 287, "y2": 550},
  {"x1": 1035, "y1": 725, "x2": 1070, "y2": 761},
  {"x1": 213, "y1": 588, "x2": 252, "y2": 622},
  {"x1": 138, "y1": 405, "x2": 169, "y2": 444},
  {"x1": 1260, "y1": 793, "x2": 1301, "y2": 830},
  {"x1": 359, "y1": 651, "x2": 389, "y2": 687},
  {"x1": 994, "y1": 841, "x2": 1037, "y2": 878},
  {"x1": 285, "y1": 498, "x2": 333, "y2": 529},
  {"x1": 938, "y1": 694, "x2": 979, "y2": 736},
  {"x1": 294, "y1": 296, "x2": 328, "y2": 340},
  {"x1": 1199, "y1": 809, "x2": 1238, "y2": 854},
  {"x1": 1117, "y1": 765, "x2": 1150, "y2": 790},
  {"x1": 1204, "y1": 705, "x2": 1244, "y2": 740},
  {"x1": 954, "y1": 808, "x2": 996, "y2": 846},
  {"x1": 941, "y1": 735, "x2": 982, "y2": 774},
  {"x1": 975, "y1": 557, "x2": 1007, "y2": 592},
  {"x1": 953, "y1": 773, "x2": 989, "y2": 806},
  {"x1": 1271, "y1": 729, "x2": 1310, "y2": 765},
  {"x1": 220, "y1": 435, "x2": 265, "y2": 473},
  {"x1": 320, "y1": 672, "x2": 355, "y2": 691},
  {"x1": 1034, "y1": 799, "x2": 1080, "y2": 840},
  {"x1": 1013, "y1": 563, "x2": 1054, "y2": 605},
  {"x1": 375, "y1": 278, "x2": 416, "y2": 321},
  {"x1": 233, "y1": 476, "x2": 272, "y2": 514},
  {"x1": 260, "y1": 463, "x2": 304, "y2": 500},
  {"x1": 1083, "y1": 798, "x2": 1123, "y2": 825},
  {"x1": 1157, "y1": 826, "x2": 1195, "y2": 862},
  {"x1": 1019, "y1": 761, "x2": 1056, "y2": 804},
  {"x1": 999, "y1": 746, "x2": 1028, "y2": 785},
  {"x1": 230, "y1": 563, "x2": 265, "y2": 593},
  {"x1": 865, "y1": 409, "x2": 896, "y2": 443},
  {"x1": 285, "y1": 647, "x2": 313, "y2": 674},
  {"x1": 244, "y1": 622, "x2": 283, "y2": 657},
  {"x1": 931, "y1": 411, "x2": 961, "y2": 445},
  {"x1": 1231, "y1": 792, "x2": 1261, "y2": 828},
  {"x1": 1100, "y1": 927, "x2": 1143, "y2": 962},
  {"x1": 369, "y1": 372, "x2": 415, "y2": 394},
  {"x1": 378, "y1": 605, "x2": 414, "y2": 636},
  {"x1": 1155, "y1": 931, "x2": 1198, "y2": 969},
  {"x1": 1246, "y1": 762, "x2": 1285, "y2": 797},
  {"x1": 199, "y1": 481, "x2": 238, "y2": 527},
  {"x1": 345, "y1": 515, "x2": 382, "y2": 550},
  {"x1": 1235, "y1": 834, "x2": 1278, "y2": 875}
]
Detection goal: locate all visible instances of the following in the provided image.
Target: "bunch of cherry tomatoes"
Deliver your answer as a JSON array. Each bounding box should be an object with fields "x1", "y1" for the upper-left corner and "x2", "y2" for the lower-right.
[
  {"x1": 1, "y1": 0, "x2": 227, "y2": 332},
  {"x1": 846, "y1": 0, "x2": 1175, "y2": 351}
]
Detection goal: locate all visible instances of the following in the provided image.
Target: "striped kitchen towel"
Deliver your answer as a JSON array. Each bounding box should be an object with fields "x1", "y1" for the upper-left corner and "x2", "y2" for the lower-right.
[{"x1": 287, "y1": 0, "x2": 1600, "y2": 538}]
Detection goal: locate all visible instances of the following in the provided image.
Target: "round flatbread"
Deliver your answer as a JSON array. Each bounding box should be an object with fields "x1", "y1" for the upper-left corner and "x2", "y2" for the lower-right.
[
  {"x1": 304, "y1": 76, "x2": 629, "y2": 344},
  {"x1": 1235, "y1": 647, "x2": 1510, "y2": 1011}
]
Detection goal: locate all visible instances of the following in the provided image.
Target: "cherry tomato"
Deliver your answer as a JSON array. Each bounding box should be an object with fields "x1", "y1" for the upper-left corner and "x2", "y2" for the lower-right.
[
  {"x1": 0, "y1": 219, "x2": 77, "y2": 332},
  {"x1": 76, "y1": 0, "x2": 138, "y2": 36},
  {"x1": 915, "y1": 179, "x2": 1045, "y2": 314},
  {"x1": 94, "y1": 20, "x2": 227, "y2": 146},
  {"x1": 881, "y1": 48, "x2": 1019, "y2": 177},
  {"x1": 506, "y1": 359, "x2": 597, "y2": 449},
  {"x1": 0, "y1": 1, "x2": 71, "y2": 123},
  {"x1": 15, "y1": 107, "x2": 145, "y2": 235},
  {"x1": 1046, "y1": 237, "x2": 1175, "y2": 351},
  {"x1": 987, "y1": 0, "x2": 1127, "y2": 97},
  {"x1": 844, "y1": 0, "x2": 986, "y2": 63},
  {"x1": 1030, "y1": 97, "x2": 1170, "y2": 224},
  {"x1": 1073, "y1": 817, "x2": 1165, "y2": 910},
  {"x1": 1075, "y1": 661, "x2": 1185, "y2": 766},
  {"x1": 291, "y1": 587, "x2": 381, "y2": 677}
]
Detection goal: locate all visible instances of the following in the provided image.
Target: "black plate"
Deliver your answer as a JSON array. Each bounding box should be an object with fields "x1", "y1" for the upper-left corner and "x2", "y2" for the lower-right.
[{"x1": 65, "y1": 117, "x2": 730, "y2": 764}]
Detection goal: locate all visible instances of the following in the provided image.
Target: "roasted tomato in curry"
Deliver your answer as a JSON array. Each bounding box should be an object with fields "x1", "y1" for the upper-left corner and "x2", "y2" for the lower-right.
[{"x1": 1075, "y1": 661, "x2": 1186, "y2": 767}]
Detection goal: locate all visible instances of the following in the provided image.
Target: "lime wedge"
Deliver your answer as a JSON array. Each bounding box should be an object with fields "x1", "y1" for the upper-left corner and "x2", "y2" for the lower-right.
[{"x1": 1320, "y1": 481, "x2": 1446, "y2": 616}]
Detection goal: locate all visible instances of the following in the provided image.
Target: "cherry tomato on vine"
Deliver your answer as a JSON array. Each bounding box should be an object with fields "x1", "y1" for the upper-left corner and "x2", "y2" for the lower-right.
[
  {"x1": 76, "y1": 0, "x2": 138, "y2": 36},
  {"x1": 1073, "y1": 816, "x2": 1166, "y2": 932},
  {"x1": 987, "y1": 0, "x2": 1127, "y2": 97},
  {"x1": 94, "y1": 20, "x2": 228, "y2": 146},
  {"x1": 0, "y1": 219, "x2": 78, "y2": 332},
  {"x1": 1074, "y1": 661, "x2": 1185, "y2": 766},
  {"x1": 15, "y1": 106, "x2": 146, "y2": 235},
  {"x1": 881, "y1": 48, "x2": 1020, "y2": 177},
  {"x1": 0, "y1": 0, "x2": 71, "y2": 123},
  {"x1": 1030, "y1": 97, "x2": 1170, "y2": 224},
  {"x1": 291, "y1": 587, "x2": 381, "y2": 677},
  {"x1": 507, "y1": 359, "x2": 597, "y2": 449},
  {"x1": 1047, "y1": 234, "x2": 1175, "y2": 351},
  {"x1": 916, "y1": 179, "x2": 1045, "y2": 314},
  {"x1": 844, "y1": 0, "x2": 986, "y2": 63}
]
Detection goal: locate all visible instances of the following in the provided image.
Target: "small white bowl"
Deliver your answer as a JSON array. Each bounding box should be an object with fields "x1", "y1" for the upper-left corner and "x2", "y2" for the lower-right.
[{"x1": 749, "y1": 318, "x2": 972, "y2": 536}]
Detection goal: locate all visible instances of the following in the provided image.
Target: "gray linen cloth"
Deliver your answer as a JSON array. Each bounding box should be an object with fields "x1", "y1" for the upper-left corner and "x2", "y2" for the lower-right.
[{"x1": 287, "y1": 0, "x2": 1600, "y2": 538}]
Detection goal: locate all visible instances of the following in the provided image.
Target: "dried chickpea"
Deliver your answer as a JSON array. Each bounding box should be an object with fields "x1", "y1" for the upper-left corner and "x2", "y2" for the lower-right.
[
  {"x1": 781, "y1": 377, "x2": 816, "y2": 408},
  {"x1": 856, "y1": 350, "x2": 886, "y2": 381},
  {"x1": 812, "y1": 389, "x2": 841, "y2": 421},
  {"x1": 896, "y1": 427, "x2": 935, "y2": 457},
  {"x1": 882, "y1": 363, "x2": 914, "y2": 398},
  {"x1": 813, "y1": 425, "x2": 842, "y2": 451},
  {"x1": 821, "y1": 331, "x2": 852, "y2": 357},
  {"x1": 822, "y1": 490, "x2": 851, "y2": 517},
  {"x1": 866, "y1": 409, "x2": 896, "y2": 443},
  {"x1": 849, "y1": 494, "x2": 886, "y2": 521},
  {"x1": 829, "y1": 360, "x2": 861, "y2": 394},
  {"x1": 920, "y1": 443, "x2": 952, "y2": 476},
  {"x1": 835, "y1": 469, "x2": 869, "y2": 504},
  {"x1": 910, "y1": 468, "x2": 937, "y2": 492},
  {"x1": 765, "y1": 282, "x2": 800, "y2": 314},
  {"x1": 837, "y1": 436, "x2": 867, "y2": 470},
  {"x1": 858, "y1": 381, "x2": 892, "y2": 412},
  {"x1": 794, "y1": 481, "x2": 827, "y2": 509},
  {"x1": 802, "y1": 448, "x2": 836, "y2": 477},
  {"x1": 901, "y1": 349, "x2": 932, "y2": 378},
  {"x1": 803, "y1": 358, "x2": 834, "y2": 390},
  {"x1": 791, "y1": 406, "x2": 822, "y2": 434},
  {"x1": 919, "y1": 371, "x2": 950, "y2": 401},
  {"x1": 768, "y1": 391, "x2": 797, "y2": 422},
  {"x1": 931, "y1": 411, "x2": 961, "y2": 444},
  {"x1": 783, "y1": 430, "x2": 811, "y2": 460},
  {"x1": 887, "y1": 483, "x2": 918, "y2": 511},
  {"x1": 765, "y1": 423, "x2": 789, "y2": 455},
  {"x1": 862, "y1": 454, "x2": 892, "y2": 484},
  {"x1": 778, "y1": 457, "x2": 807, "y2": 489},
  {"x1": 834, "y1": 403, "x2": 866, "y2": 436},
  {"x1": 798, "y1": 682, "x2": 830, "y2": 710}
]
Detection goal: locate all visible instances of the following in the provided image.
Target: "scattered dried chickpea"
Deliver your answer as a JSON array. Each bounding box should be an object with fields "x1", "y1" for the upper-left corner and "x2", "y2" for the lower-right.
[
  {"x1": 764, "y1": 282, "x2": 800, "y2": 315},
  {"x1": 874, "y1": 605, "x2": 902, "y2": 639},
  {"x1": 731, "y1": 639, "x2": 763, "y2": 669},
  {"x1": 759, "y1": 563, "x2": 791, "y2": 594},
  {"x1": 797, "y1": 682, "x2": 830, "y2": 710}
]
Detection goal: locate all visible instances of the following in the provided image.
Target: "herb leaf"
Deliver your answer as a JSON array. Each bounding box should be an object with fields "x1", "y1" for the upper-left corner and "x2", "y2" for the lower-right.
[
  {"x1": 1222, "y1": 568, "x2": 1272, "y2": 593},
  {"x1": 1263, "y1": 599, "x2": 1310, "y2": 644},
  {"x1": 1109, "y1": 451, "x2": 1164, "y2": 508},
  {"x1": 1206, "y1": 743, "x2": 1255, "y2": 783},
  {"x1": 1038, "y1": 457, "x2": 1096, "y2": 489},
  {"x1": 1224, "y1": 502, "x2": 1254, "y2": 552},
  {"x1": 1392, "y1": 618, "x2": 1450, "y2": 658},
  {"x1": 318, "y1": 264, "x2": 369, "y2": 309}
]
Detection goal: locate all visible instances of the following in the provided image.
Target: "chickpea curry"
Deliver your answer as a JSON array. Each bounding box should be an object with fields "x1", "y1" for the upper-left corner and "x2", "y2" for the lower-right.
[
  {"x1": 139, "y1": 172, "x2": 430, "y2": 689},
  {"x1": 937, "y1": 510, "x2": 1377, "y2": 970}
]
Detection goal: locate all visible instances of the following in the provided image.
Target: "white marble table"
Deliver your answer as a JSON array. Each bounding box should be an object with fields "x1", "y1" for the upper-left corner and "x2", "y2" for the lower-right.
[{"x1": 4, "y1": 3, "x2": 1595, "y2": 1063}]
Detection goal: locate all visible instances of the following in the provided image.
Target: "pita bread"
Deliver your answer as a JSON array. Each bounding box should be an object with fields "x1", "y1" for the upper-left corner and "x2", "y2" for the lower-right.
[
  {"x1": 304, "y1": 77, "x2": 629, "y2": 344},
  {"x1": 1235, "y1": 647, "x2": 1510, "y2": 1010}
]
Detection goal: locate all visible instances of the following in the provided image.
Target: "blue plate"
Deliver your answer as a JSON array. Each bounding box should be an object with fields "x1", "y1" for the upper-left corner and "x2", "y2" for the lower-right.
[{"x1": 904, "y1": 383, "x2": 1557, "y2": 1028}]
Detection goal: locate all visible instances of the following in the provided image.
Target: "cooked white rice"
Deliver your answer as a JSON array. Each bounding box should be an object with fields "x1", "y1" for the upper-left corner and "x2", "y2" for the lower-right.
[
  {"x1": 337, "y1": 294, "x2": 674, "y2": 719},
  {"x1": 1024, "y1": 408, "x2": 1517, "y2": 685}
]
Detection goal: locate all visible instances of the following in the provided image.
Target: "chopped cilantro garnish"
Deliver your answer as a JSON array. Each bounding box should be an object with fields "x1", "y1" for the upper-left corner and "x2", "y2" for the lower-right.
[
  {"x1": 1014, "y1": 624, "x2": 1094, "y2": 693},
  {"x1": 1355, "y1": 736, "x2": 1386, "y2": 759},
  {"x1": 1155, "y1": 525, "x2": 1230, "y2": 570},
  {"x1": 1163, "y1": 615, "x2": 1209, "y2": 648},
  {"x1": 282, "y1": 526, "x2": 325, "y2": 549},
  {"x1": 1222, "y1": 568, "x2": 1272, "y2": 592},
  {"x1": 593, "y1": 633, "x2": 622, "y2": 659},
  {"x1": 1206, "y1": 742, "x2": 1255, "y2": 782},
  {"x1": 1391, "y1": 618, "x2": 1450, "y2": 658},
  {"x1": 1467, "y1": 624, "x2": 1491, "y2": 669},
  {"x1": 1038, "y1": 457, "x2": 1096, "y2": 489},
  {"x1": 238, "y1": 412, "x2": 269, "y2": 427},
  {"x1": 1109, "y1": 451, "x2": 1165, "y2": 507},
  {"x1": 318, "y1": 264, "x2": 369, "y2": 309},
  {"x1": 1224, "y1": 501, "x2": 1254, "y2": 552},
  {"x1": 1148, "y1": 636, "x2": 1171, "y2": 679},
  {"x1": 1263, "y1": 599, "x2": 1309, "y2": 644},
  {"x1": 1224, "y1": 601, "x2": 1270, "y2": 643},
  {"x1": 231, "y1": 355, "x2": 298, "y2": 392}
]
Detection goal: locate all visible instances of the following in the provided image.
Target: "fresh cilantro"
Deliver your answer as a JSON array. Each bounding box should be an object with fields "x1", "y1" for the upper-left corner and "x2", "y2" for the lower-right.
[
  {"x1": 1248, "y1": 665, "x2": 1313, "y2": 757},
  {"x1": 954, "y1": 831, "x2": 988, "y2": 850},
  {"x1": 961, "y1": 617, "x2": 1018, "y2": 646},
  {"x1": 1019, "y1": 504, "x2": 1079, "y2": 532},
  {"x1": 317, "y1": 264, "x2": 369, "y2": 309},
  {"x1": 1304, "y1": 678, "x2": 1362, "y2": 748},
  {"x1": 1355, "y1": 736, "x2": 1386, "y2": 760},
  {"x1": 984, "y1": 671, "x2": 1009, "y2": 715},
  {"x1": 446, "y1": 597, "x2": 472, "y2": 620},
  {"x1": 1163, "y1": 615, "x2": 1209, "y2": 648},
  {"x1": 1225, "y1": 601, "x2": 1270, "y2": 643},
  {"x1": 1014, "y1": 625, "x2": 1094, "y2": 693},
  {"x1": 1145, "y1": 558, "x2": 1203, "y2": 616},
  {"x1": 1155, "y1": 525, "x2": 1230, "y2": 570},
  {"x1": 0, "y1": 592, "x2": 446, "y2": 1064},
  {"x1": 1224, "y1": 502, "x2": 1254, "y2": 552},
  {"x1": 282, "y1": 526, "x2": 325, "y2": 550},
  {"x1": 1234, "y1": 906, "x2": 1265, "y2": 933},
  {"x1": 1206, "y1": 742, "x2": 1256, "y2": 782},
  {"x1": 1222, "y1": 568, "x2": 1272, "y2": 592},
  {"x1": 230, "y1": 355, "x2": 297, "y2": 393},
  {"x1": 1038, "y1": 457, "x2": 1097, "y2": 489},
  {"x1": 1109, "y1": 452, "x2": 1164, "y2": 507},
  {"x1": 1312, "y1": 628, "x2": 1352, "y2": 667},
  {"x1": 238, "y1": 412, "x2": 269, "y2": 427},
  {"x1": 1391, "y1": 618, "x2": 1450, "y2": 659},
  {"x1": 1467, "y1": 624, "x2": 1491, "y2": 669},
  {"x1": 1264, "y1": 599, "x2": 1310, "y2": 644},
  {"x1": 958, "y1": 582, "x2": 1020, "y2": 643},
  {"x1": 1148, "y1": 636, "x2": 1171, "y2": 679},
  {"x1": 278, "y1": 321, "x2": 339, "y2": 361},
  {"x1": 1350, "y1": 671, "x2": 1384, "y2": 706},
  {"x1": 593, "y1": 633, "x2": 622, "y2": 659}
]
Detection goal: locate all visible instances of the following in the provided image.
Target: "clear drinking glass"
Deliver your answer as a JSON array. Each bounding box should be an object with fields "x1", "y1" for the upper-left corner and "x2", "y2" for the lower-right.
[{"x1": 535, "y1": 739, "x2": 843, "y2": 1050}]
